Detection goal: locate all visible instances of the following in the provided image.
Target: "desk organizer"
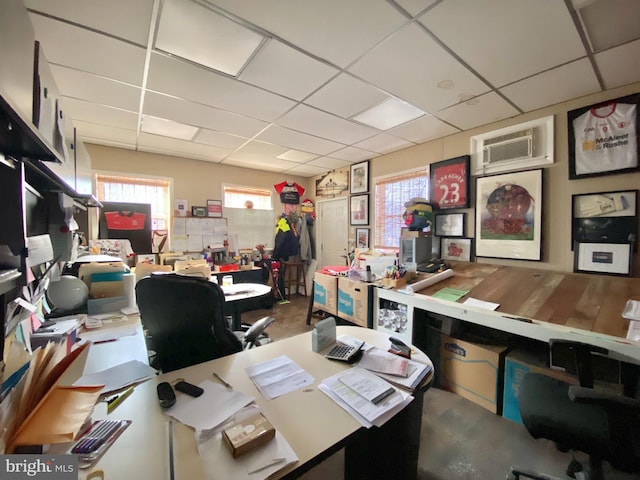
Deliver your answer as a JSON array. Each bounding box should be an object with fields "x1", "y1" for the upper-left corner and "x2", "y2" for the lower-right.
[{"x1": 381, "y1": 277, "x2": 407, "y2": 289}]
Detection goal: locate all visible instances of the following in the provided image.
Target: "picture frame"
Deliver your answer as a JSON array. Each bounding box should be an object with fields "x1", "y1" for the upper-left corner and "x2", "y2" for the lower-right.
[
  {"x1": 136, "y1": 253, "x2": 157, "y2": 265},
  {"x1": 350, "y1": 160, "x2": 369, "y2": 194},
  {"x1": 206, "y1": 199, "x2": 223, "y2": 218},
  {"x1": 574, "y1": 241, "x2": 632, "y2": 276},
  {"x1": 350, "y1": 194, "x2": 369, "y2": 225},
  {"x1": 435, "y1": 213, "x2": 466, "y2": 237},
  {"x1": 355, "y1": 228, "x2": 370, "y2": 249},
  {"x1": 567, "y1": 92, "x2": 640, "y2": 180},
  {"x1": 440, "y1": 237, "x2": 473, "y2": 262},
  {"x1": 571, "y1": 190, "x2": 638, "y2": 251},
  {"x1": 430, "y1": 155, "x2": 470, "y2": 210},
  {"x1": 191, "y1": 206, "x2": 207, "y2": 217},
  {"x1": 475, "y1": 169, "x2": 543, "y2": 261}
]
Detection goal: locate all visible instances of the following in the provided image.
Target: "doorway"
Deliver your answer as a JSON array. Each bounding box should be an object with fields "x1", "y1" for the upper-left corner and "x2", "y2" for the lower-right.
[{"x1": 317, "y1": 197, "x2": 348, "y2": 268}]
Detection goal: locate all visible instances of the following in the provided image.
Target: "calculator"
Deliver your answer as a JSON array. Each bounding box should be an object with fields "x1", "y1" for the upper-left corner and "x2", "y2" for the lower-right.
[{"x1": 324, "y1": 341, "x2": 365, "y2": 363}]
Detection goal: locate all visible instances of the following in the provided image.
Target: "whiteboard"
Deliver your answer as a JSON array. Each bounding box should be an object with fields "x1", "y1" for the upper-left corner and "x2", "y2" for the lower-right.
[{"x1": 225, "y1": 208, "x2": 276, "y2": 250}]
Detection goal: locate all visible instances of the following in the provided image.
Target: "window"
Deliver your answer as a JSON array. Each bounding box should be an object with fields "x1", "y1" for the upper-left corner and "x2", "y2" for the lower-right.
[
  {"x1": 374, "y1": 169, "x2": 428, "y2": 249},
  {"x1": 223, "y1": 184, "x2": 273, "y2": 210},
  {"x1": 95, "y1": 173, "x2": 171, "y2": 231}
]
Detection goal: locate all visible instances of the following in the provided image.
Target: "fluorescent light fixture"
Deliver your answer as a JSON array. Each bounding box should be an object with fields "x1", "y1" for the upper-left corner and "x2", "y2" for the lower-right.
[
  {"x1": 156, "y1": 0, "x2": 264, "y2": 76},
  {"x1": 141, "y1": 115, "x2": 199, "y2": 140},
  {"x1": 352, "y1": 97, "x2": 425, "y2": 130},
  {"x1": 276, "y1": 149, "x2": 318, "y2": 162}
]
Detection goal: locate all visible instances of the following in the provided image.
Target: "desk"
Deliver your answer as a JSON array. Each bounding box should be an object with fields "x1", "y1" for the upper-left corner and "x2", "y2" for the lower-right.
[
  {"x1": 67, "y1": 326, "x2": 432, "y2": 480},
  {"x1": 375, "y1": 262, "x2": 640, "y2": 363},
  {"x1": 221, "y1": 283, "x2": 273, "y2": 330}
]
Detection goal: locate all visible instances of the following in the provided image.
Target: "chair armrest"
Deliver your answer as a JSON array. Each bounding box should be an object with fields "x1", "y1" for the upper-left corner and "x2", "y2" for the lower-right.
[{"x1": 568, "y1": 385, "x2": 640, "y2": 412}]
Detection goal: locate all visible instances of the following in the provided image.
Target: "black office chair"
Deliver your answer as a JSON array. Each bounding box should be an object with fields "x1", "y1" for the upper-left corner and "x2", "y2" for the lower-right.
[
  {"x1": 508, "y1": 340, "x2": 640, "y2": 480},
  {"x1": 136, "y1": 273, "x2": 271, "y2": 373}
]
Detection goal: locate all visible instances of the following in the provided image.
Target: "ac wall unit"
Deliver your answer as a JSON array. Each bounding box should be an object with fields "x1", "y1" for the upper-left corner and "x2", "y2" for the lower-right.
[{"x1": 470, "y1": 115, "x2": 554, "y2": 176}]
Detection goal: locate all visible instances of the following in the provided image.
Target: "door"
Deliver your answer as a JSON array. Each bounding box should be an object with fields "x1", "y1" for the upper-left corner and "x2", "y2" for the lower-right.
[{"x1": 317, "y1": 197, "x2": 348, "y2": 268}]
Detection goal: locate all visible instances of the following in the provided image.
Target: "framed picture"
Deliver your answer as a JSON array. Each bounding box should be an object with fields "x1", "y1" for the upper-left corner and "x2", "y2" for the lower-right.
[
  {"x1": 350, "y1": 194, "x2": 369, "y2": 225},
  {"x1": 440, "y1": 237, "x2": 473, "y2": 262},
  {"x1": 435, "y1": 213, "x2": 465, "y2": 237},
  {"x1": 574, "y1": 241, "x2": 632, "y2": 276},
  {"x1": 571, "y1": 190, "x2": 637, "y2": 251},
  {"x1": 207, "y1": 199, "x2": 223, "y2": 218},
  {"x1": 475, "y1": 169, "x2": 543, "y2": 261},
  {"x1": 350, "y1": 160, "x2": 369, "y2": 194},
  {"x1": 568, "y1": 92, "x2": 640, "y2": 180},
  {"x1": 355, "y1": 228, "x2": 370, "y2": 249},
  {"x1": 430, "y1": 155, "x2": 470, "y2": 210},
  {"x1": 191, "y1": 206, "x2": 207, "y2": 217},
  {"x1": 136, "y1": 253, "x2": 157, "y2": 264},
  {"x1": 315, "y1": 166, "x2": 349, "y2": 197}
]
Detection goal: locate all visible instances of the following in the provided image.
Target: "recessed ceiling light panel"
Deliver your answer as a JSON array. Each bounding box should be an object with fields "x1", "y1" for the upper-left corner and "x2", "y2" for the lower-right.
[
  {"x1": 141, "y1": 115, "x2": 199, "y2": 140},
  {"x1": 352, "y1": 97, "x2": 425, "y2": 130}
]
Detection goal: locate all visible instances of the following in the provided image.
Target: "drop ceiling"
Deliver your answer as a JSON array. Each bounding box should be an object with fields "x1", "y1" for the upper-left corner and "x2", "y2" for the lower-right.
[{"x1": 23, "y1": 0, "x2": 640, "y2": 177}]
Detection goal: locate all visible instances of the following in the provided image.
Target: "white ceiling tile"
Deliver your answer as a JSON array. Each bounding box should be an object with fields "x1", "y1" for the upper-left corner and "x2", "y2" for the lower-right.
[
  {"x1": 277, "y1": 105, "x2": 378, "y2": 144},
  {"x1": 25, "y1": 0, "x2": 154, "y2": 46},
  {"x1": 285, "y1": 164, "x2": 328, "y2": 177},
  {"x1": 138, "y1": 145, "x2": 221, "y2": 164},
  {"x1": 353, "y1": 133, "x2": 414, "y2": 154},
  {"x1": 420, "y1": 0, "x2": 586, "y2": 87},
  {"x1": 500, "y1": 59, "x2": 600, "y2": 112},
  {"x1": 223, "y1": 156, "x2": 299, "y2": 171},
  {"x1": 51, "y1": 65, "x2": 141, "y2": 112},
  {"x1": 138, "y1": 132, "x2": 228, "y2": 160},
  {"x1": 157, "y1": 0, "x2": 263, "y2": 77},
  {"x1": 193, "y1": 129, "x2": 248, "y2": 150},
  {"x1": 62, "y1": 97, "x2": 139, "y2": 130},
  {"x1": 74, "y1": 120, "x2": 138, "y2": 146},
  {"x1": 228, "y1": 140, "x2": 289, "y2": 160},
  {"x1": 277, "y1": 149, "x2": 318, "y2": 163},
  {"x1": 329, "y1": 146, "x2": 377, "y2": 161},
  {"x1": 206, "y1": 0, "x2": 408, "y2": 68},
  {"x1": 595, "y1": 39, "x2": 640, "y2": 89},
  {"x1": 239, "y1": 39, "x2": 338, "y2": 100},
  {"x1": 304, "y1": 74, "x2": 388, "y2": 118},
  {"x1": 394, "y1": 0, "x2": 438, "y2": 17},
  {"x1": 349, "y1": 23, "x2": 489, "y2": 113},
  {"x1": 307, "y1": 157, "x2": 351, "y2": 169},
  {"x1": 29, "y1": 13, "x2": 146, "y2": 86},
  {"x1": 147, "y1": 52, "x2": 296, "y2": 122},
  {"x1": 437, "y1": 92, "x2": 520, "y2": 131},
  {"x1": 143, "y1": 92, "x2": 268, "y2": 138},
  {"x1": 388, "y1": 115, "x2": 460, "y2": 143},
  {"x1": 257, "y1": 125, "x2": 345, "y2": 156}
]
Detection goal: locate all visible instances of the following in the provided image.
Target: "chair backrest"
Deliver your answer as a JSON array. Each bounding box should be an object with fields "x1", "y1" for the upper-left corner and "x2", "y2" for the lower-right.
[{"x1": 136, "y1": 273, "x2": 242, "y2": 372}]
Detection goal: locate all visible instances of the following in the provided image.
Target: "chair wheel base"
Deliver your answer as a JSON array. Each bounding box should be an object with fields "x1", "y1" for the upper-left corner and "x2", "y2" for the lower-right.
[{"x1": 567, "y1": 458, "x2": 583, "y2": 478}]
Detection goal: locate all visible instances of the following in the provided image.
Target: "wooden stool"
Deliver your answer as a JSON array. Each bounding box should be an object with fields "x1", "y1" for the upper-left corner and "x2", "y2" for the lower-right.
[{"x1": 284, "y1": 261, "x2": 307, "y2": 298}]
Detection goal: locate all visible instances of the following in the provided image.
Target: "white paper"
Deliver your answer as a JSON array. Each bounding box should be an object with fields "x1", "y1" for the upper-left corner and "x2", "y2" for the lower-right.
[
  {"x1": 172, "y1": 235, "x2": 189, "y2": 252},
  {"x1": 627, "y1": 320, "x2": 640, "y2": 341},
  {"x1": 196, "y1": 405, "x2": 298, "y2": 480},
  {"x1": 622, "y1": 300, "x2": 640, "y2": 321},
  {"x1": 72, "y1": 359, "x2": 156, "y2": 393},
  {"x1": 338, "y1": 368, "x2": 396, "y2": 404},
  {"x1": 77, "y1": 323, "x2": 139, "y2": 343},
  {"x1": 462, "y1": 297, "x2": 500, "y2": 311},
  {"x1": 172, "y1": 217, "x2": 187, "y2": 235},
  {"x1": 186, "y1": 218, "x2": 204, "y2": 235},
  {"x1": 245, "y1": 355, "x2": 315, "y2": 400},
  {"x1": 356, "y1": 348, "x2": 409, "y2": 377},
  {"x1": 188, "y1": 234, "x2": 203, "y2": 252},
  {"x1": 404, "y1": 269, "x2": 455, "y2": 293},
  {"x1": 165, "y1": 380, "x2": 254, "y2": 431}
]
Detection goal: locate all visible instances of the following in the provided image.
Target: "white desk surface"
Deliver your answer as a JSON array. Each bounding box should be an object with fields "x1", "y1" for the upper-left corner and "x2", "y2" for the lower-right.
[
  {"x1": 221, "y1": 282, "x2": 272, "y2": 302},
  {"x1": 65, "y1": 325, "x2": 431, "y2": 480}
]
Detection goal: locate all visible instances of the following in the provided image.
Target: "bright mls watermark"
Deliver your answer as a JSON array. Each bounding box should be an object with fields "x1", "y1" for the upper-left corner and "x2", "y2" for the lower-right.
[{"x1": 0, "y1": 455, "x2": 76, "y2": 479}]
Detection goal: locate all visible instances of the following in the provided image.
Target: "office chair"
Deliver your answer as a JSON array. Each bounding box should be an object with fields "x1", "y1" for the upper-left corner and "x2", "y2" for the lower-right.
[
  {"x1": 508, "y1": 340, "x2": 640, "y2": 480},
  {"x1": 136, "y1": 273, "x2": 272, "y2": 373}
]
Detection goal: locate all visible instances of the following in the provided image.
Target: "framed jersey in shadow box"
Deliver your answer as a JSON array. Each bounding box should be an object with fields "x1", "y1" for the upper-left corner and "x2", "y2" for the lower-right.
[
  {"x1": 430, "y1": 155, "x2": 470, "y2": 210},
  {"x1": 572, "y1": 190, "x2": 638, "y2": 251},
  {"x1": 568, "y1": 92, "x2": 640, "y2": 180}
]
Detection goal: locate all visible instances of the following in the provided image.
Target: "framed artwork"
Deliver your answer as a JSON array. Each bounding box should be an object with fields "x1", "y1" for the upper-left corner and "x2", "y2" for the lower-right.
[
  {"x1": 315, "y1": 166, "x2": 349, "y2": 197},
  {"x1": 430, "y1": 155, "x2": 470, "y2": 210},
  {"x1": 207, "y1": 199, "x2": 223, "y2": 218},
  {"x1": 475, "y1": 169, "x2": 543, "y2": 261},
  {"x1": 356, "y1": 228, "x2": 370, "y2": 249},
  {"x1": 435, "y1": 213, "x2": 465, "y2": 237},
  {"x1": 440, "y1": 237, "x2": 473, "y2": 262},
  {"x1": 568, "y1": 92, "x2": 640, "y2": 180},
  {"x1": 350, "y1": 160, "x2": 369, "y2": 194},
  {"x1": 571, "y1": 190, "x2": 637, "y2": 251},
  {"x1": 136, "y1": 253, "x2": 157, "y2": 264},
  {"x1": 574, "y1": 241, "x2": 632, "y2": 276},
  {"x1": 350, "y1": 194, "x2": 369, "y2": 225},
  {"x1": 191, "y1": 206, "x2": 207, "y2": 217},
  {"x1": 174, "y1": 199, "x2": 188, "y2": 217}
]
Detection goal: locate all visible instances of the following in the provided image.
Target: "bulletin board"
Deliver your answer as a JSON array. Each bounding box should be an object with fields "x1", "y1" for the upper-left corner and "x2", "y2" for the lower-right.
[{"x1": 171, "y1": 217, "x2": 228, "y2": 252}]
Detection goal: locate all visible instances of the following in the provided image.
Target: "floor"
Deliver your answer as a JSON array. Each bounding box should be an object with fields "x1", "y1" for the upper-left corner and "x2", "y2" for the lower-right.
[{"x1": 242, "y1": 293, "x2": 639, "y2": 480}]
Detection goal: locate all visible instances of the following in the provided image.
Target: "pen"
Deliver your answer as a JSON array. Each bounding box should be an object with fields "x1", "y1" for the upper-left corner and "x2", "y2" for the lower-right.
[
  {"x1": 213, "y1": 372, "x2": 233, "y2": 389},
  {"x1": 107, "y1": 386, "x2": 134, "y2": 413},
  {"x1": 248, "y1": 457, "x2": 286, "y2": 474},
  {"x1": 502, "y1": 315, "x2": 533, "y2": 324}
]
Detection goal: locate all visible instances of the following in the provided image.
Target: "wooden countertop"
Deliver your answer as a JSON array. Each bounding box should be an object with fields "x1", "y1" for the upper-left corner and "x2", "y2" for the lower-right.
[{"x1": 411, "y1": 262, "x2": 640, "y2": 340}]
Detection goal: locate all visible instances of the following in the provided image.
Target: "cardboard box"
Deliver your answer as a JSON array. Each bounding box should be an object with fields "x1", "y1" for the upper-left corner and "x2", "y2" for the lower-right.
[
  {"x1": 438, "y1": 333, "x2": 508, "y2": 414},
  {"x1": 313, "y1": 272, "x2": 338, "y2": 315},
  {"x1": 222, "y1": 412, "x2": 275, "y2": 458},
  {"x1": 337, "y1": 277, "x2": 369, "y2": 327},
  {"x1": 502, "y1": 348, "x2": 577, "y2": 424}
]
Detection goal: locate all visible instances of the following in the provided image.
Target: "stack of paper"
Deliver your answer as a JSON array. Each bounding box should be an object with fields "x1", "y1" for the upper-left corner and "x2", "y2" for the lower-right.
[
  {"x1": 245, "y1": 355, "x2": 315, "y2": 400},
  {"x1": 319, "y1": 367, "x2": 413, "y2": 428},
  {"x1": 357, "y1": 347, "x2": 433, "y2": 391}
]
